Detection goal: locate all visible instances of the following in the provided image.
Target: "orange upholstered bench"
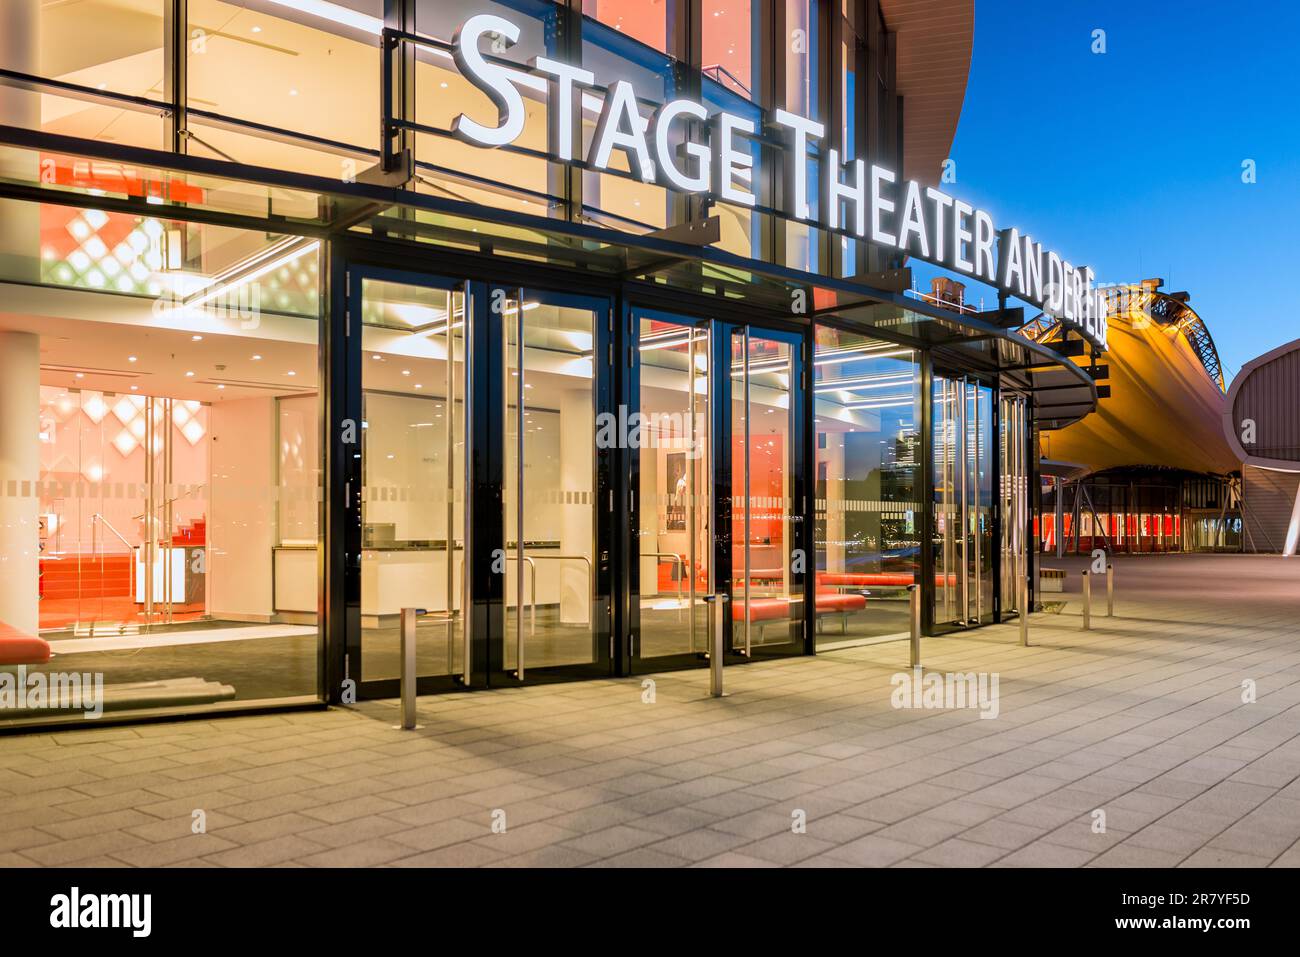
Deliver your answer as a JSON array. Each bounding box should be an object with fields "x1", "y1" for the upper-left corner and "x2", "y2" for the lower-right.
[
  {"x1": 0, "y1": 621, "x2": 52, "y2": 665},
  {"x1": 818, "y1": 573, "x2": 962, "y2": 590},
  {"x1": 818, "y1": 572, "x2": 914, "y2": 588},
  {"x1": 729, "y1": 593, "x2": 867, "y2": 640}
]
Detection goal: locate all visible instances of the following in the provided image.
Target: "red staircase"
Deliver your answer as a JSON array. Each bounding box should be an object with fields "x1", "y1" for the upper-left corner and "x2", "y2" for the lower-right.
[{"x1": 40, "y1": 554, "x2": 134, "y2": 600}]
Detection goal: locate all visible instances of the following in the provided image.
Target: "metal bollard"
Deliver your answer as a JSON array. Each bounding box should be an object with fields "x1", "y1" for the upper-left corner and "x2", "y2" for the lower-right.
[
  {"x1": 399, "y1": 607, "x2": 418, "y2": 729},
  {"x1": 704, "y1": 593, "x2": 729, "y2": 698},
  {"x1": 1106, "y1": 563, "x2": 1114, "y2": 616},
  {"x1": 1081, "y1": 571, "x2": 1091, "y2": 630},
  {"x1": 1019, "y1": 572, "x2": 1029, "y2": 647},
  {"x1": 907, "y1": 584, "x2": 921, "y2": 668}
]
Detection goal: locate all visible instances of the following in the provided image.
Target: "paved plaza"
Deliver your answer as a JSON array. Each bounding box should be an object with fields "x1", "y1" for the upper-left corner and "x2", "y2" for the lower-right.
[{"x1": 3, "y1": 554, "x2": 1299, "y2": 868}]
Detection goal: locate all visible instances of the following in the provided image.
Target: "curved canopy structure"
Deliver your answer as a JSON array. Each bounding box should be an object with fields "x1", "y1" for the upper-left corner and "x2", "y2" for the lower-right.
[
  {"x1": 883, "y1": 0, "x2": 974, "y2": 185},
  {"x1": 1027, "y1": 283, "x2": 1238, "y2": 477},
  {"x1": 1223, "y1": 338, "x2": 1300, "y2": 472}
]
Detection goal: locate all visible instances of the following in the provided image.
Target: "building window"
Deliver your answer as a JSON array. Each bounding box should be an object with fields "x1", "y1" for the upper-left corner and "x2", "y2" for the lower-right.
[
  {"x1": 583, "y1": 0, "x2": 672, "y2": 55},
  {"x1": 703, "y1": 0, "x2": 757, "y2": 99},
  {"x1": 2, "y1": 198, "x2": 324, "y2": 725},
  {"x1": 813, "y1": 326, "x2": 921, "y2": 645}
]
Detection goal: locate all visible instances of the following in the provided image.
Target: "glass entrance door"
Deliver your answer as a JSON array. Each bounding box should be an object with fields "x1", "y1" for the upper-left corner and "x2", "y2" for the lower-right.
[
  {"x1": 629, "y1": 313, "x2": 808, "y2": 670},
  {"x1": 353, "y1": 269, "x2": 471, "y2": 696},
  {"x1": 729, "y1": 327, "x2": 805, "y2": 658},
  {"x1": 499, "y1": 287, "x2": 612, "y2": 682},
  {"x1": 932, "y1": 375, "x2": 994, "y2": 629},
  {"x1": 632, "y1": 312, "x2": 712, "y2": 668}
]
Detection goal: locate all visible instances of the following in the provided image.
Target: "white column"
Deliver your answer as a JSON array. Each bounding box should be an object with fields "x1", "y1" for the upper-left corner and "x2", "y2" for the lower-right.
[
  {"x1": 0, "y1": 332, "x2": 41, "y2": 634},
  {"x1": 559, "y1": 388, "x2": 592, "y2": 624},
  {"x1": 0, "y1": 0, "x2": 40, "y2": 283},
  {"x1": 209, "y1": 397, "x2": 276, "y2": 621}
]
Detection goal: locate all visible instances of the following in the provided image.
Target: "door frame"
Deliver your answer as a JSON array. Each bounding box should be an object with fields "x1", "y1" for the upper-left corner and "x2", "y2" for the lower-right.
[
  {"x1": 624, "y1": 304, "x2": 813, "y2": 676},
  {"x1": 336, "y1": 257, "x2": 483, "y2": 700},
  {"x1": 487, "y1": 282, "x2": 616, "y2": 686},
  {"x1": 929, "y1": 367, "x2": 999, "y2": 634}
]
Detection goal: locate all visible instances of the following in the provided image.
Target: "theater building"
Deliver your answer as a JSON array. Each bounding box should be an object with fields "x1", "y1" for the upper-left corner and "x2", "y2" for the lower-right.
[{"x1": 0, "y1": 0, "x2": 1103, "y2": 729}]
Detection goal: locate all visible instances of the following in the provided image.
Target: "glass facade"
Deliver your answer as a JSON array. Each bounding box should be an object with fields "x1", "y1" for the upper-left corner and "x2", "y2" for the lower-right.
[
  {"x1": 1, "y1": 198, "x2": 323, "y2": 725},
  {"x1": 0, "y1": 1, "x2": 1057, "y2": 730},
  {"x1": 813, "y1": 327, "x2": 921, "y2": 645}
]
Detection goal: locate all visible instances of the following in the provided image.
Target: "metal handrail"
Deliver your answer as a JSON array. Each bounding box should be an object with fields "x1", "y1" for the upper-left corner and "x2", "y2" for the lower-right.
[
  {"x1": 92, "y1": 513, "x2": 135, "y2": 602},
  {"x1": 505, "y1": 555, "x2": 537, "y2": 636},
  {"x1": 524, "y1": 553, "x2": 593, "y2": 626},
  {"x1": 702, "y1": 63, "x2": 752, "y2": 98},
  {"x1": 642, "y1": 552, "x2": 685, "y2": 619}
]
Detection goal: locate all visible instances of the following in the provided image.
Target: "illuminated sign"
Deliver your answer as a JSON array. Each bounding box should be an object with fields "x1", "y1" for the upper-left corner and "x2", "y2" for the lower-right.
[{"x1": 446, "y1": 14, "x2": 1107, "y2": 350}]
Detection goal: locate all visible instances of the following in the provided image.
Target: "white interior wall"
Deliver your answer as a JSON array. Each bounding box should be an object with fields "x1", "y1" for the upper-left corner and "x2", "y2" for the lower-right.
[{"x1": 209, "y1": 395, "x2": 275, "y2": 621}]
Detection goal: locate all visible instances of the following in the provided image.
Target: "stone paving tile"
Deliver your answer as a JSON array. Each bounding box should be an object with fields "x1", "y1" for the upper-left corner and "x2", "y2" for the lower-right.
[
  {"x1": 912, "y1": 838, "x2": 1008, "y2": 867},
  {"x1": 640, "y1": 827, "x2": 749, "y2": 862},
  {"x1": 204, "y1": 835, "x2": 328, "y2": 868},
  {"x1": 991, "y1": 841, "x2": 1099, "y2": 868},
  {"x1": 111, "y1": 834, "x2": 238, "y2": 867},
  {"x1": 2, "y1": 555, "x2": 1299, "y2": 869},
  {"x1": 823, "y1": 834, "x2": 925, "y2": 867},
  {"x1": 21, "y1": 830, "x2": 149, "y2": 867},
  {"x1": 588, "y1": 847, "x2": 691, "y2": 868},
  {"x1": 557, "y1": 825, "x2": 663, "y2": 858}
]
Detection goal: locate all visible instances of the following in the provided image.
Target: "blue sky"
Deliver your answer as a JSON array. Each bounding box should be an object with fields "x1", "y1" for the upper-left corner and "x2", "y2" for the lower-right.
[{"x1": 913, "y1": 0, "x2": 1300, "y2": 381}]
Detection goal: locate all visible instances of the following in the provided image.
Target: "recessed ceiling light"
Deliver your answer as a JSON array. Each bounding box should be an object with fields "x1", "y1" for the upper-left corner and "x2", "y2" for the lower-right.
[
  {"x1": 251, "y1": 25, "x2": 262, "y2": 33},
  {"x1": 251, "y1": 354, "x2": 262, "y2": 360},
  {"x1": 192, "y1": 334, "x2": 203, "y2": 341},
  {"x1": 216, "y1": 384, "x2": 225, "y2": 390},
  {"x1": 185, "y1": 371, "x2": 194, "y2": 377},
  {"x1": 287, "y1": 370, "x2": 296, "y2": 376},
  {"x1": 440, "y1": 82, "x2": 448, "y2": 89},
  {"x1": 372, "y1": 354, "x2": 382, "y2": 360},
  {"x1": 401, "y1": 369, "x2": 411, "y2": 376},
  {"x1": 130, "y1": 385, "x2": 139, "y2": 391},
  {"x1": 289, "y1": 88, "x2": 299, "y2": 96},
  {"x1": 128, "y1": 355, "x2": 137, "y2": 362},
  {"x1": 414, "y1": 383, "x2": 423, "y2": 389},
  {"x1": 75, "y1": 372, "x2": 85, "y2": 379}
]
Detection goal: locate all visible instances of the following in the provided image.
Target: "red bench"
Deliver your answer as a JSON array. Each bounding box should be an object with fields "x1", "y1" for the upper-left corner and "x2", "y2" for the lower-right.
[
  {"x1": 730, "y1": 591, "x2": 868, "y2": 639},
  {"x1": 0, "y1": 621, "x2": 52, "y2": 666},
  {"x1": 817, "y1": 572, "x2": 961, "y2": 590}
]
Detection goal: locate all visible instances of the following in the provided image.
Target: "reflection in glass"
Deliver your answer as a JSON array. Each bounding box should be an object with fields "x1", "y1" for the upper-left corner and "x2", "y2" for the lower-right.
[
  {"x1": 814, "y1": 327, "x2": 921, "y2": 645},
  {"x1": 504, "y1": 297, "x2": 599, "y2": 674},
  {"x1": 932, "y1": 376, "x2": 993, "y2": 628},
  {"x1": 703, "y1": 0, "x2": 756, "y2": 99},
  {"x1": 2, "y1": 205, "x2": 322, "y2": 726},
  {"x1": 637, "y1": 317, "x2": 711, "y2": 658},
  {"x1": 359, "y1": 279, "x2": 467, "y2": 682},
  {"x1": 731, "y1": 330, "x2": 800, "y2": 652},
  {"x1": 583, "y1": 0, "x2": 671, "y2": 54}
]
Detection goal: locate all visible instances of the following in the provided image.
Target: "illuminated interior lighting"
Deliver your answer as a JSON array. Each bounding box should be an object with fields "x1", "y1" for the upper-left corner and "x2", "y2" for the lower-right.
[
  {"x1": 815, "y1": 371, "x2": 914, "y2": 393},
  {"x1": 263, "y1": 0, "x2": 383, "y2": 35},
  {"x1": 179, "y1": 238, "x2": 320, "y2": 313},
  {"x1": 844, "y1": 398, "x2": 914, "y2": 411},
  {"x1": 814, "y1": 346, "x2": 912, "y2": 366}
]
